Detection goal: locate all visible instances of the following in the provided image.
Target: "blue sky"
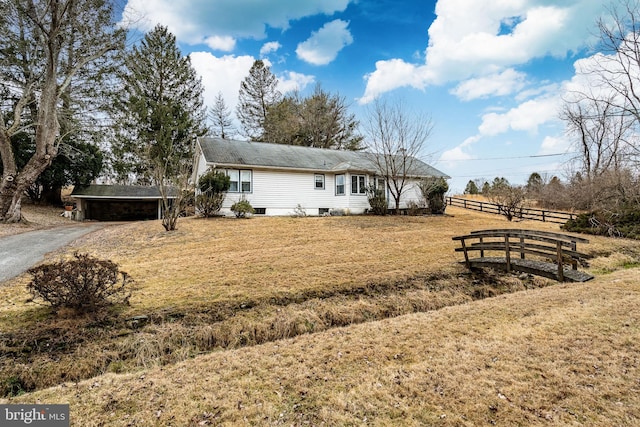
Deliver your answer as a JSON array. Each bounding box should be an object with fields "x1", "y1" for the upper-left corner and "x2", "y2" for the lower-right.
[{"x1": 120, "y1": 0, "x2": 612, "y2": 192}]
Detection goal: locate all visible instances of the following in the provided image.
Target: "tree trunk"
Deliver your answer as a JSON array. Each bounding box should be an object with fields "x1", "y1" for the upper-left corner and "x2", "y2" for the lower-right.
[
  {"x1": 0, "y1": 179, "x2": 23, "y2": 224},
  {"x1": 1, "y1": 155, "x2": 56, "y2": 222},
  {"x1": 0, "y1": 9, "x2": 60, "y2": 223},
  {"x1": 42, "y1": 185, "x2": 63, "y2": 206}
]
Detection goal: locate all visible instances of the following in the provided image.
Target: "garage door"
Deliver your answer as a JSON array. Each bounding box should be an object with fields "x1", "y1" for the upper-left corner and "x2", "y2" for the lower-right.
[{"x1": 85, "y1": 200, "x2": 159, "y2": 221}]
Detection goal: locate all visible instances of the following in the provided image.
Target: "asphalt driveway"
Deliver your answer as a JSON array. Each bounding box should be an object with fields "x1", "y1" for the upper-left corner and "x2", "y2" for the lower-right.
[{"x1": 0, "y1": 223, "x2": 104, "y2": 282}]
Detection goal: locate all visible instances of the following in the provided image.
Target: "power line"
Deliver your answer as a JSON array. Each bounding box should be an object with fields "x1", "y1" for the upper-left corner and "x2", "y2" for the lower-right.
[
  {"x1": 451, "y1": 169, "x2": 564, "y2": 179},
  {"x1": 434, "y1": 152, "x2": 574, "y2": 163}
]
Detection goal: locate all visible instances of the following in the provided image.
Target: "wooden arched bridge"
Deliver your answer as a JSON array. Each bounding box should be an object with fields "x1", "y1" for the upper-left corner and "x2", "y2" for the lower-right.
[{"x1": 452, "y1": 229, "x2": 593, "y2": 282}]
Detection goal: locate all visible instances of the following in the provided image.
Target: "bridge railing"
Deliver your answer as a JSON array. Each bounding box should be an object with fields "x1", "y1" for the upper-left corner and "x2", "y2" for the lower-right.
[{"x1": 452, "y1": 229, "x2": 593, "y2": 282}]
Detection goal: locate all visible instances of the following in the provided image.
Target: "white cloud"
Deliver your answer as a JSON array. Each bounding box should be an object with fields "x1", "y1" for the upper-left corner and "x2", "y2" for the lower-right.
[
  {"x1": 478, "y1": 95, "x2": 560, "y2": 136},
  {"x1": 439, "y1": 135, "x2": 479, "y2": 165},
  {"x1": 121, "y1": 0, "x2": 351, "y2": 45},
  {"x1": 189, "y1": 52, "x2": 256, "y2": 114},
  {"x1": 296, "y1": 19, "x2": 353, "y2": 65},
  {"x1": 452, "y1": 69, "x2": 527, "y2": 101},
  {"x1": 278, "y1": 71, "x2": 315, "y2": 94},
  {"x1": 359, "y1": 60, "x2": 431, "y2": 104},
  {"x1": 190, "y1": 51, "x2": 313, "y2": 116},
  {"x1": 360, "y1": 0, "x2": 607, "y2": 102},
  {"x1": 260, "y1": 41, "x2": 282, "y2": 57},
  {"x1": 204, "y1": 35, "x2": 236, "y2": 51},
  {"x1": 539, "y1": 135, "x2": 571, "y2": 155}
]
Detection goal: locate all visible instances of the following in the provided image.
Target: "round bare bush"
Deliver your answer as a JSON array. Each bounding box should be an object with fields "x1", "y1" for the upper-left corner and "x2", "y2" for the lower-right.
[{"x1": 27, "y1": 253, "x2": 132, "y2": 314}]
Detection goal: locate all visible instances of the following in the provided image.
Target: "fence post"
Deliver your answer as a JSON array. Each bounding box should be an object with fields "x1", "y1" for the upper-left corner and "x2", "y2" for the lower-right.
[
  {"x1": 504, "y1": 235, "x2": 511, "y2": 273},
  {"x1": 556, "y1": 241, "x2": 564, "y2": 282}
]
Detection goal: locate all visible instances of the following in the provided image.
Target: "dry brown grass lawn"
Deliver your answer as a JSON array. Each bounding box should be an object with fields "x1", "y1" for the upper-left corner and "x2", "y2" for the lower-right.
[
  {"x1": 21, "y1": 206, "x2": 600, "y2": 313},
  {"x1": 5, "y1": 268, "x2": 640, "y2": 426},
  {"x1": 2, "y1": 206, "x2": 640, "y2": 425}
]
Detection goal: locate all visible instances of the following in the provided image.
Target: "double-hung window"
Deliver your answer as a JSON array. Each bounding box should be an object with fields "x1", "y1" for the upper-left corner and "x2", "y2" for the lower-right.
[
  {"x1": 335, "y1": 174, "x2": 345, "y2": 195},
  {"x1": 240, "y1": 170, "x2": 251, "y2": 192},
  {"x1": 315, "y1": 174, "x2": 325, "y2": 190},
  {"x1": 351, "y1": 175, "x2": 366, "y2": 194},
  {"x1": 227, "y1": 169, "x2": 252, "y2": 193}
]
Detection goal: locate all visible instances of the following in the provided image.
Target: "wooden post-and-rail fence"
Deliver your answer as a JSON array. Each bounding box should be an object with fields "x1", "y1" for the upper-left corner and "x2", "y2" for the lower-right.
[{"x1": 446, "y1": 197, "x2": 577, "y2": 224}]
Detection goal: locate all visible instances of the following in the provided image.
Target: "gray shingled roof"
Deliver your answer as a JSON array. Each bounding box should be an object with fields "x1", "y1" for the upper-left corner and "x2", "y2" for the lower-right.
[
  {"x1": 71, "y1": 184, "x2": 178, "y2": 199},
  {"x1": 198, "y1": 137, "x2": 449, "y2": 178}
]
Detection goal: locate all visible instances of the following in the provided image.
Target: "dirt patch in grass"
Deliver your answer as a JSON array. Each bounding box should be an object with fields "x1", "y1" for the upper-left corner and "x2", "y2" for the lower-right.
[{"x1": 0, "y1": 203, "x2": 73, "y2": 238}]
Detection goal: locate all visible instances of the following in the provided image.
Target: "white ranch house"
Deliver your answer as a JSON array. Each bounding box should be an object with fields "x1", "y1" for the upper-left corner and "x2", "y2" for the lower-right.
[{"x1": 193, "y1": 137, "x2": 449, "y2": 216}]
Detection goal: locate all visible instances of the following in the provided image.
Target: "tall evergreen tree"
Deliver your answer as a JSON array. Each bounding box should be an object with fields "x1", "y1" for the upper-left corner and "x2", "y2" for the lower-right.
[
  {"x1": 112, "y1": 25, "x2": 206, "y2": 231},
  {"x1": 464, "y1": 180, "x2": 479, "y2": 195},
  {"x1": 298, "y1": 84, "x2": 363, "y2": 150},
  {"x1": 263, "y1": 84, "x2": 363, "y2": 150},
  {"x1": 526, "y1": 172, "x2": 544, "y2": 196},
  {"x1": 208, "y1": 92, "x2": 235, "y2": 139},
  {"x1": 236, "y1": 60, "x2": 281, "y2": 140},
  {"x1": 0, "y1": 0, "x2": 124, "y2": 223}
]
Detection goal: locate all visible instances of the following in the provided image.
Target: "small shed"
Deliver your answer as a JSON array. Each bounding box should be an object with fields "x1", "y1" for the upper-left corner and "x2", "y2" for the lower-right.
[{"x1": 71, "y1": 184, "x2": 177, "y2": 221}]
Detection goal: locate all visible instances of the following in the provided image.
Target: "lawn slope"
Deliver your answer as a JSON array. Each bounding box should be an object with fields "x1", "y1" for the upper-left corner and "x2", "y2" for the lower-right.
[{"x1": 5, "y1": 268, "x2": 639, "y2": 426}]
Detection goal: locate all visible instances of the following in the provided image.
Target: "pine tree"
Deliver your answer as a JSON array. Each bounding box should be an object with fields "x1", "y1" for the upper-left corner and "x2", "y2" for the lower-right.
[
  {"x1": 236, "y1": 60, "x2": 281, "y2": 140},
  {"x1": 112, "y1": 25, "x2": 206, "y2": 230},
  {"x1": 464, "y1": 180, "x2": 479, "y2": 195},
  {"x1": 297, "y1": 84, "x2": 363, "y2": 150},
  {"x1": 264, "y1": 84, "x2": 362, "y2": 150},
  {"x1": 209, "y1": 92, "x2": 235, "y2": 139}
]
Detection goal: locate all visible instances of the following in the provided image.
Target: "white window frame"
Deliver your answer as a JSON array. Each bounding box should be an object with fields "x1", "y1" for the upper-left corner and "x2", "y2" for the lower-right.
[
  {"x1": 226, "y1": 169, "x2": 252, "y2": 193},
  {"x1": 240, "y1": 170, "x2": 252, "y2": 193},
  {"x1": 227, "y1": 169, "x2": 239, "y2": 192},
  {"x1": 314, "y1": 174, "x2": 325, "y2": 190},
  {"x1": 335, "y1": 174, "x2": 345, "y2": 195},
  {"x1": 351, "y1": 174, "x2": 367, "y2": 195}
]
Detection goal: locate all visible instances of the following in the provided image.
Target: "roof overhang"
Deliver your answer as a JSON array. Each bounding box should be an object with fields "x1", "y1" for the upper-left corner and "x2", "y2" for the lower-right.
[{"x1": 207, "y1": 162, "x2": 373, "y2": 174}]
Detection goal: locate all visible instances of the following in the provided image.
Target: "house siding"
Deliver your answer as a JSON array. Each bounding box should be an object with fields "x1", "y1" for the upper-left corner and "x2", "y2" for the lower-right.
[
  {"x1": 392, "y1": 180, "x2": 424, "y2": 209},
  {"x1": 220, "y1": 169, "x2": 373, "y2": 216},
  {"x1": 194, "y1": 139, "x2": 448, "y2": 216}
]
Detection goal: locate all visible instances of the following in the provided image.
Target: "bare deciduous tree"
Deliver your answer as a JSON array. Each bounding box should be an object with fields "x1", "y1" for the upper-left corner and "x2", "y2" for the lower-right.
[
  {"x1": 0, "y1": 0, "x2": 124, "y2": 223},
  {"x1": 575, "y1": 0, "x2": 640, "y2": 167},
  {"x1": 562, "y1": 94, "x2": 632, "y2": 179},
  {"x1": 364, "y1": 99, "x2": 434, "y2": 214},
  {"x1": 487, "y1": 185, "x2": 526, "y2": 222}
]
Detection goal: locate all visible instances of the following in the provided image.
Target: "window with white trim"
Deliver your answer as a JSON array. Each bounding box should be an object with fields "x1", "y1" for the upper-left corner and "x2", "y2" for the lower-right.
[
  {"x1": 315, "y1": 174, "x2": 325, "y2": 190},
  {"x1": 351, "y1": 175, "x2": 366, "y2": 194},
  {"x1": 240, "y1": 170, "x2": 251, "y2": 192},
  {"x1": 335, "y1": 174, "x2": 345, "y2": 195},
  {"x1": 227, "y1": 169, "x2": 252, "y2": 193}
]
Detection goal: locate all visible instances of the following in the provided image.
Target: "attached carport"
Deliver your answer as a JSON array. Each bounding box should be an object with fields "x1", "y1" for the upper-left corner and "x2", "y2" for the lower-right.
[{"x1": 71, "y1": 185, "x2": 177, "y2": 221}]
